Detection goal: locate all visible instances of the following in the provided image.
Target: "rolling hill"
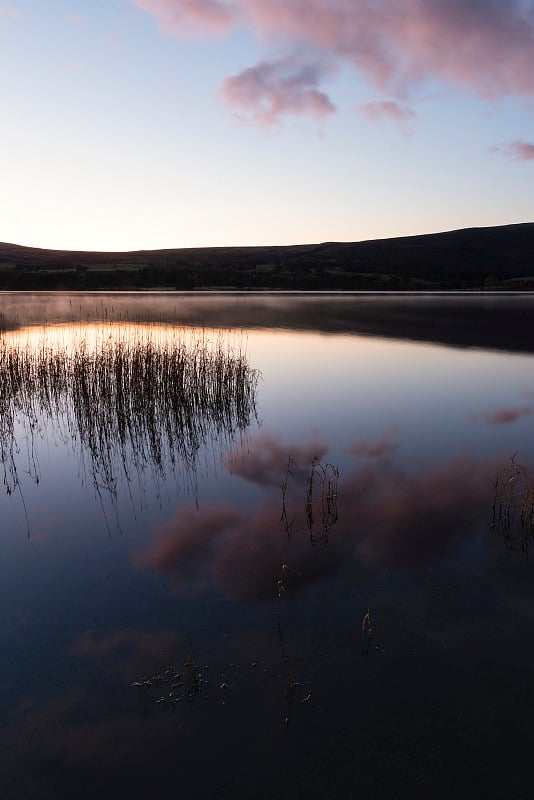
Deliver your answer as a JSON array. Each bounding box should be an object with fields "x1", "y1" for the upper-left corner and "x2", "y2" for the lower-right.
[{"x1": 1, "y1": 222, "x2": 533, "y2": 290}]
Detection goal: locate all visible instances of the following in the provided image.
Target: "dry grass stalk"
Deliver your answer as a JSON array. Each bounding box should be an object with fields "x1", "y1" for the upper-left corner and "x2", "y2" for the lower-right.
[
  {"x1": 305, "y1": 457, "x2": 339, "y2": 545},
  {"x1": 490, "y1": 456, "x2": 534, "y2": 555},
  {"x1": 279, "y1": 454, "x2": 297, "y2": 538},
  {"x1": 0, "y1": 322, "x2": 259, "y2": 530}
]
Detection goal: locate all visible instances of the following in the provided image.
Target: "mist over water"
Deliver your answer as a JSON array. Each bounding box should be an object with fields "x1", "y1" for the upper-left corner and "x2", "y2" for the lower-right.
[{"x1": 2, "y1": 293, "x2": 534, "y2": 799}]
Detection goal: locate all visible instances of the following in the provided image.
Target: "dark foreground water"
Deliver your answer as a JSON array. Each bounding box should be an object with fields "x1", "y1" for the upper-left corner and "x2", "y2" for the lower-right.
[{"x1": 2, "y1": 292, "x2": 534, "y2": 799}]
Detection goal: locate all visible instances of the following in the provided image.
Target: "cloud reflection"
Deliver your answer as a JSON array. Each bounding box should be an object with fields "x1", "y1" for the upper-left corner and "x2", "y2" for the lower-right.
[
  {"x1": 340, "y1": 457, "x2": 491, "y2": 565},
  {"x1": 482, "y1": 406, "x2": 534, "y2": 426},
  {"x1": 72, "y1": 628, "x2": 183, "y2": 674},
  {"x1": 224, "y1": 432, "x2": 327, "y2": 487},
  {"x1": 347, "y1": 428, "x2": 398, "y2": 458},
  {"x1": 136, "y1": 434, "x2": 498, "y2": 602}
]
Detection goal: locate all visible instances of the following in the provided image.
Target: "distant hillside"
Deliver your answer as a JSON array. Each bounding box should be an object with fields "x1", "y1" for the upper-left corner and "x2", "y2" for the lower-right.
[{"x1": 1, "y1": 222, "x2": 534, "y2": 290}]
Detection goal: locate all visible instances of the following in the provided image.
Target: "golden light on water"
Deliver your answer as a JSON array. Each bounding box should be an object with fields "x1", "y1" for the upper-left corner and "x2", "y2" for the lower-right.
[{"x1": 1, "y1": 320, "x2": 247, "y2": 355}]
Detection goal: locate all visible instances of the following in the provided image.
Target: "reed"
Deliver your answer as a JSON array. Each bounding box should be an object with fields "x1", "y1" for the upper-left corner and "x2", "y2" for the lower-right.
[
  {"x1": 0, "y1": 322, "x2": 259, "y2": 523},
  {"x1": 490, "y1": 456, "x2": 534, "y2": 555},
  {"x1": 361, "y1": 608, "x2": 372, "y2": 658},
  {"x1": 279, "y1": 454, "x2": 297, "y2": 538},
  {"x1": 305, "y1": 457, "x2": 339, "y2": 545},
  {"x1": 274, "y1": 562, "x2": 303, "y2": 727},
  {"x1": 278, "y1": 455, "x2": 339, "y2": 544},
  {"x1": 131, "y1": 640, "x2": 206, "y2": 708}
]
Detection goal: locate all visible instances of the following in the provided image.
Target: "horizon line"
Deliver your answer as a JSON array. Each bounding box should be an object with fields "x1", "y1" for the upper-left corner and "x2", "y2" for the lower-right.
[{"x1": 2, "y1": 220, "x2": 533, "y2": 256}]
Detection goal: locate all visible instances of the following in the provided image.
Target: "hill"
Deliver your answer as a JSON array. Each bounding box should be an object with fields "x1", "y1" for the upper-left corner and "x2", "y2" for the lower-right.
[{"x1": 1, "y1": 222, "x2": 534, "y2": 290}]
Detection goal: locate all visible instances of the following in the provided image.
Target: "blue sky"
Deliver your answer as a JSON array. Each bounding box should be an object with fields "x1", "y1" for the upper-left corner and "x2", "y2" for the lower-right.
[{"x1": 1, "y1": 0, "x2": 533, "y2": 251}]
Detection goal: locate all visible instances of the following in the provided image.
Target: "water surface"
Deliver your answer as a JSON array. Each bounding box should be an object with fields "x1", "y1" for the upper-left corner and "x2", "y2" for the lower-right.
[{"x1": 2, "y1": 292, "x2": 534, "y2": 799}]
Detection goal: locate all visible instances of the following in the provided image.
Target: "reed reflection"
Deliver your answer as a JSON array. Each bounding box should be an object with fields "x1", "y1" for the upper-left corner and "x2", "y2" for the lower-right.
[{"x1": 0, "y1": 322, "x2": 259, "y2": 528}]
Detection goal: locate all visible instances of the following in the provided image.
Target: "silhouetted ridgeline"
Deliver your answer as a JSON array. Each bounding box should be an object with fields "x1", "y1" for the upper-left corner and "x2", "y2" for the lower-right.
[{"x1": 1, "y1": 222, "x2": 534, "y2": 290}]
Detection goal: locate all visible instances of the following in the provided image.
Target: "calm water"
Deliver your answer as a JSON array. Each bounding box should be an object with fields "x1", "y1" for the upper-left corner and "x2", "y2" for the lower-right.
[{"x1": 2, "y1": 292, "x2": 534, "y2": 799}]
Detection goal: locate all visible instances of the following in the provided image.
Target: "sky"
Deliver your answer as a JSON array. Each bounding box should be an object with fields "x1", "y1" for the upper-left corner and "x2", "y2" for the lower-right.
[{"x1": 1, "y1": 0, "x2": 534, "y2": 252}]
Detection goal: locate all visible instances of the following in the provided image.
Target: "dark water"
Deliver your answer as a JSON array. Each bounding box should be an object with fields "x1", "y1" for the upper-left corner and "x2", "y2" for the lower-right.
[{"x1": 2, "y1": 292, "x2": 534, "y2": 799}]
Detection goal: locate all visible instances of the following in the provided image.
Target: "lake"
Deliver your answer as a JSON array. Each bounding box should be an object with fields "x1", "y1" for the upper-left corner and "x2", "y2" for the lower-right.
[{"x1": 2, "y1": 292, "x2": 534, "y2": 799}]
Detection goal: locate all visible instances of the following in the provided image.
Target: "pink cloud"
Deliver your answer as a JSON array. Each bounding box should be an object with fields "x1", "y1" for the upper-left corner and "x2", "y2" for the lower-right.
[
  {"x1": 358, "y1": 100, "x2": 416, "y2": 131},
  {"x1": 220, "y1": 56, "x2": 336, "y2": 126},
  {"x1": 359, "y1": 101, "x2": 415, "y2": 121},
  {"x1": 245, "y1": 0, "x2": 534, "y2": 98},
  {"x1": 493, "y1": 140, "x2": 534, "y2": 161},
  {"x1": 133, "y1": 0, "x2": 534, "y2": 125},
  {"x1": 132, "y1": 0, "x2": 236, "y2": 36},
  {"x1": 0, "y1": 5, "x2": 21, "y2": 18}
]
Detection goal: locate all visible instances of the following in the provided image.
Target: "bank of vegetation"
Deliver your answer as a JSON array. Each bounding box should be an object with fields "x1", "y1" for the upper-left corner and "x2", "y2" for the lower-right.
[{"x1": 1, "y1": 222, "x2": 533, "y2": 291}]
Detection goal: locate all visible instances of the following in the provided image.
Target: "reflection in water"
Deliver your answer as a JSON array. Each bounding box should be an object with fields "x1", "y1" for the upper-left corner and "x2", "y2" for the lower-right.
[
  {"x1": 280, "y1": 455, "x2": 339, "y2": 545},
  {"x1": 133, "y1": 433, "x2": 506, "y2": 727},
  {"x1": 129, "y1": 434, "x2": 510, "y2": 729},
  {"x1": 490, "y1": 457, "x2": 534, "y2": 554},
  {"x1": 304, "y1": 458, "x2": 339, "y2": 546},
  {"x1": 4, "y1": 296, "x2": 534, "y2": 799},
  {"x1": 128, "y1": 640, "x2": 207, "y2": 709},
  {"x1": 275, "y1": 561, "x2": 307, "y2": 726},
  {"x1": 361, "y1": 608, "x2": 373, "y2": 658},
  {"x1": 4, "y1": 291, "x2": 534, "y2": 353},
  {"x1": 0, "y1": 323, "x2": 259, "y2": 528},
  {"x1": 137, "y1": 432, "x2": 502, "y2": 600}
]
